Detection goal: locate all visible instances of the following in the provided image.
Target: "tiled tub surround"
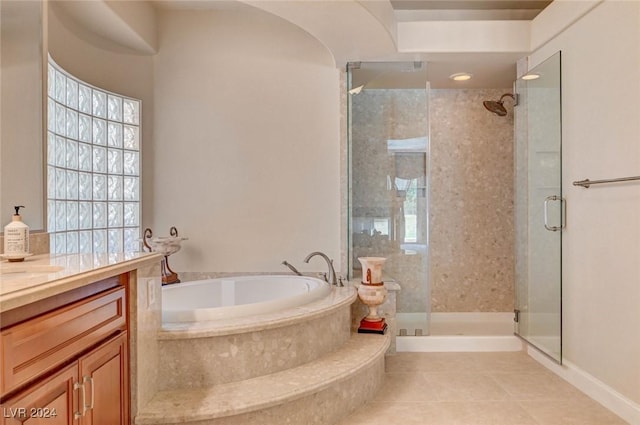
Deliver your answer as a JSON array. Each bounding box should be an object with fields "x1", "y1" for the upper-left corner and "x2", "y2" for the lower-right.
[
  {"x1": 429, "y1": 89, "x2": 515, "y2": 313},
  {"x1": 137, "y1": 283, "x2": 391, "y2": 425},
  {"x1": 157, "y1": 286, "x2": 355, "y2": 390}
]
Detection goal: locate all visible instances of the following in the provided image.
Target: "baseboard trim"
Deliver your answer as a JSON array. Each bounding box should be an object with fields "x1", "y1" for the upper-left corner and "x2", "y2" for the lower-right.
[{"x1": 527, "y1": 346, "x2": 640, "y2": 425}]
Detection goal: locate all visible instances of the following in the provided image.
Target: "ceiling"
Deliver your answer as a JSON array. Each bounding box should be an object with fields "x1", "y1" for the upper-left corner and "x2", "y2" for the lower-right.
[
  {"x1": 155, "y1": 0, "x2": 554, "y2": 89},
  {"x1": 388, "y1": 0, "x2": 552, "y2": 89}
]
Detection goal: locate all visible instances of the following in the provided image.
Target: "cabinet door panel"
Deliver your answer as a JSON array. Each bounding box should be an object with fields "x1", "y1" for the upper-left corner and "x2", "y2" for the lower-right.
[
  {"x1": 2, "y1": 287, "x2": 126, "y2": 395},
  {"x1": 78, "y1": 332, "x2": 128, "y2": 425},
  {"x1": 1, "y1": 363, "x2": 77, "y2": 425}
]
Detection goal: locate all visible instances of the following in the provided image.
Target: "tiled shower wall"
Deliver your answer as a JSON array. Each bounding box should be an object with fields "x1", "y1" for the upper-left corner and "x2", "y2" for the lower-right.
[
  {"x1": 429, "y1": 89, "x2": 514, "y2": 312},
  {"x1": 350, "y1": 88, "x2": 514, "y2": 314},
  {"x1": 350, "y1": 89, "x2": 429, "y2": 316}
]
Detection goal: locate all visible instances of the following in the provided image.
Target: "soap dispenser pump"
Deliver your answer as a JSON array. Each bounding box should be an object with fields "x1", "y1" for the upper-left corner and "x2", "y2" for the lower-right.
[{"x1": 3, "y1": 206, "x2": 30, "y2": 261}]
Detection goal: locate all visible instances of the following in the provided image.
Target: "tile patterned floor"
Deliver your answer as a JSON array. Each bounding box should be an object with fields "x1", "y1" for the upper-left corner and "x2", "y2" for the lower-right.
[{"x1": 336, "y1": 352, "x2": 629, "y2": 425}]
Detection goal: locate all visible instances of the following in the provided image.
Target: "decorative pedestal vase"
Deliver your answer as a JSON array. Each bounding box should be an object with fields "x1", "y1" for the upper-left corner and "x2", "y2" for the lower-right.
[
  {"x1": 142, "y1": 227, "x2": 188, "y2": 285},
  {"x1": 357, "y1": 257, "x2": 388, "y2": 334}
]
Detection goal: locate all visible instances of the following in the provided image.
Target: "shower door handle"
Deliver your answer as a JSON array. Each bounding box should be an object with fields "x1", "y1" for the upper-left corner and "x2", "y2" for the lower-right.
[{"x1": 544, "y1": 195, "x2": 565, "y2": 231}]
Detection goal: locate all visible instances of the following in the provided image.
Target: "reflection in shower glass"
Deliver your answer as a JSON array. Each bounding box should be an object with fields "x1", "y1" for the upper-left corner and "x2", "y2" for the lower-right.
[{"x1": 348, "y1": 62, "x2": 429, "y2": 335}]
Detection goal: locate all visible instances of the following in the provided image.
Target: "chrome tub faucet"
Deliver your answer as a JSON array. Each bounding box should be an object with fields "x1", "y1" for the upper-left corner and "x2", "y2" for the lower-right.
[{"x1": 304, "y1": 251, "x2": 341, "y2": 287}]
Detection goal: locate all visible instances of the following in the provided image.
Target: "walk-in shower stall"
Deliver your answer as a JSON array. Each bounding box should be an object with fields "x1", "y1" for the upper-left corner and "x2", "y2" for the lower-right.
[{"x1": 347, "y1": 61, "x2": 519, "y2": 344}]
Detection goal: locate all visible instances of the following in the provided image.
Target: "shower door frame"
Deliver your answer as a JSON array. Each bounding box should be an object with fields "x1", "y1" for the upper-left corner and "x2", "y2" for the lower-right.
[{"x1": 514, "y1": 51, "x2": 563, "y2": 364}]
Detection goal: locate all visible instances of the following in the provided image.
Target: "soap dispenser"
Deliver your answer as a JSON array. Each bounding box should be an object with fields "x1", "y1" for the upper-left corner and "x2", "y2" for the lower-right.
[{"x1": 3, "y1": 206, "x2": 30, "y2": 261}]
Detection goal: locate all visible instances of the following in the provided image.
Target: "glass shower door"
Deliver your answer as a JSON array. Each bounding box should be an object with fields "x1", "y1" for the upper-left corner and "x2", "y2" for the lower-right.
[{"x1": 514, "y1": 52, "x2": 563, "y2": 362}]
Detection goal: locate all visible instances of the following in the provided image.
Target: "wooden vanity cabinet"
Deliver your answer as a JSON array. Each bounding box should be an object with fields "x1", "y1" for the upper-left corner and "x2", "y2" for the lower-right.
[{"x1": 0, "y1": 275, "x2": 130, "y2": 425}]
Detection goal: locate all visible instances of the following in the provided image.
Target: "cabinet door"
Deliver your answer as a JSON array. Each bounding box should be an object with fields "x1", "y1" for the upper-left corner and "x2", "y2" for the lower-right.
[
  {"x1": 1, "y1": 363, "x2": 78, "y2": 425},
  {"x1": 78, "y1": 332, "x2": 128, "y2": 425}
]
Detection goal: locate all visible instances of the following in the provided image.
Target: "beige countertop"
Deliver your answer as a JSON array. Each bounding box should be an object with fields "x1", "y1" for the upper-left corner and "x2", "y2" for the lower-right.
[{"x1": 0, "y1": 252, "x2": 162, "y2": 312}]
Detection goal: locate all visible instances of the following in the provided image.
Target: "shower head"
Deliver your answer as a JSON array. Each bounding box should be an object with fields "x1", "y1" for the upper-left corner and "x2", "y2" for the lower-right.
[{"x1": 483, "y1": 93, "x2": 517, "y2": 116}]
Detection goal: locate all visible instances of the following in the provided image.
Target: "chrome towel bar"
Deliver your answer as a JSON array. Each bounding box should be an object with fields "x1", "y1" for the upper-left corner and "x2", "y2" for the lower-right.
[{"x1": 573, "y1": 175, "x2": 640, "y2": 188}]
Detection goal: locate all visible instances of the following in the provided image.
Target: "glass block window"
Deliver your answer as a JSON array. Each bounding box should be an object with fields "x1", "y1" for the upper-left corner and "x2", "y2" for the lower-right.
[{"x1": 47, "y1": 58, "x2": 141, "y2": 254}]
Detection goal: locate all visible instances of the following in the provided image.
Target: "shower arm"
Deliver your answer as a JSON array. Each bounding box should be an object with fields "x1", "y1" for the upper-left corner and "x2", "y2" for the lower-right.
[{"x1": 500, "y1": 93, "x2": 519, "y2": 106}]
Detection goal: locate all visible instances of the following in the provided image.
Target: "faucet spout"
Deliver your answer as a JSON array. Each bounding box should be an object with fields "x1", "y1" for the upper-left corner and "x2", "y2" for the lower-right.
[{"x1": 304, "y1": 251, "x2": 338, "y2": 286}]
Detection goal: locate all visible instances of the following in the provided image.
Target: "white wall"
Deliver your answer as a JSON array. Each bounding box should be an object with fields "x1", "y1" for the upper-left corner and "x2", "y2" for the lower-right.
[
  {"x1": 152, "y1": 7, "x2": 341, "y2": 273},
  {"x1": 530, "y1": 0, "x2": 640, "y2": 407}
]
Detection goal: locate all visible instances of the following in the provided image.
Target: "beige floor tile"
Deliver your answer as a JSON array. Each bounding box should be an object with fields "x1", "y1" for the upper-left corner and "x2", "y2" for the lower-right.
[
  {"x1": 465, "y1": 351, "x2": 546, "y2": 374},
  {"x1": 375, "y1": 373, "x2": 440, "y2": 402},
  {"x1": 338, "y1": 401, "x2": 539, "y2": 425},
  {"x1": 341, "y1": 352, "x2": 628, "y2": 425},
  {"x1": 335, "y1": 401, "x2": 443, "y2": 425},
  {"x1": 490, "y1": 371, "x2": 585, "y2": 401},
  {"x1": 422, "y1": 373, "x2": 512, "y2": 401},
  {"x1": 385, "y1": 352, "x2": 483, "y2": 374},
  {"x1": 519, "y1": 397, "x2": 629, "y2": 425}
]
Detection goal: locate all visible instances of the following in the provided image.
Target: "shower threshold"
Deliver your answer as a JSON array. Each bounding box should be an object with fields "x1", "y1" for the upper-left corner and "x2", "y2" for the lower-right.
[{"x1": 396, "y1": 312, "x2": 523, "y2": 352}]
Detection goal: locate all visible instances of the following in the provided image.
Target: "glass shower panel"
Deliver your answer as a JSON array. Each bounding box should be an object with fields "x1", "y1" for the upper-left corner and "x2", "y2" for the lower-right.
[
  {"x1": 514, "y1": 52, "x2": 563, "y2": 362},
  {"x1": 348, "y1": 62, "x2": 429, "y2": 336}
]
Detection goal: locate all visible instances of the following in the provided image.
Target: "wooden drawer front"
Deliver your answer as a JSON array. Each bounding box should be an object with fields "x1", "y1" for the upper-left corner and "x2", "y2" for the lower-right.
[{"x1": 1, "y1": 287, "x2": 126, "y2": 396}]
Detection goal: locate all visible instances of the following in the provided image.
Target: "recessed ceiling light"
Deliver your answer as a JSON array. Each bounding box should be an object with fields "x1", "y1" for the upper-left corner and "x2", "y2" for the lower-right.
[
  {"x1": 449, "y1": 72, "x2": 472, "y2": 81},
  {"x1": 522, "y1": 73, "x2": 540, "y2": 80}
]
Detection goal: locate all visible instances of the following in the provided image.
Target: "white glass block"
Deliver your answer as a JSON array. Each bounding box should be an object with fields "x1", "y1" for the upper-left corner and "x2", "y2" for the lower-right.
[
  {"x1": 107, "y1": 95, "x2": 123, "y2": 122},
  {"x1": 48, "y1": 98, "x2": 56, "y2": 132},
  {"x1": 123, "y1": 151, "x2": 139, "y2": 175},
  {"x1": 55, "y1": 136, "x2": 66, "y2": 167},
  {"x1": 78, "y1": 114, "x2": 92, "y2": 142},
  {"x1": 66, "y1": 170, "x2": 78, "y2": 200},
  {"x1": 123, "y1": 125, "x2": 139, "y2": 150},
  {"x1": 55, "y1": 232, "x2": 66, "y2": 254},
  {"x1": 108, "y1": 149, "x2": 123, "y2": 174},
  {"x1": 66, "y1": 139, "x2": 78, "y2": 170},
  {"x1": 108, "y1": 122, "x2": 123, "y2": 148},
  {"x1": 108, "y1": 175, "x2": 123, "y2": 200},
  {"x1": 55, "y1": 168, "x2": 66, "y2": 199},
  {"x1": 55, "y1": 69, "x2": 66, "y2": 103},
  {"x1": 124, "y1": 203, "x2": 139, "y2": 226},
  {"x1": 79, "y1": 231, "x2": 92, "y2": 253},
  {"x1": 92, "y1": 146, "x2": 107, "y2": 173},
  {"x1": 78, "y1": 143, "x2": 92, "y2": 172},
  {"x1": 66, "y1": 109, "x2": 78, "y2": 140},
  {"x1": 78, "y1": 84, "x2": 92, "y2": 114},
  {"x1": 79, "y1": 202, "x2": 92, "y2": 229},
  {"x1": 66, "y1": 78, "x2": 78, "y2": 110},
  {"x1": 79, "y1": 172, "x2": 92, "y2": 200},
  {"x1": 93, "y1": 202, "x2": 107, "y2": 228},
  {"x1": 47, "y1": 132, "x2": 56, "y2": 165},
  {"x1": 123, "y1": 177, "x2": 139, "y2": 201},
  {"x1": 48, "y1": 63, "x2": 56, "y2": 98},
  {"x1": 92, "y1": 90, "x2": 107, "y2": 118},
  {"x1": 92, "y1": 118, "x2": 107, "y2": 145},
  {"x1": 56, "y1": 103, "x2": 66, "y2": 135},
  {"x1": 78, "y1": 231, "x2": 92, "y2": 253},
  {"x1": 47, "y1": 166, "x2": 56, "y2": 199},
  {"x1": 93, "y1": 174, "x2": 107, "y2": 201},
  {"x1": 48, "y1": 200, "x2": 56, "y2": 232},
  {"x1": 108, "y1": 202, "x2": 123, "y2": 227},
  {"x1": 93, "y1": 230, "x2": 107, "y2": 253},
  {"x1": 123, "y1": 99, "x2": 140, "y2": 125},
  {"x1": 108, "y1": 229, "x2": 123, "y2": 253},
  {"x1": 67, "y1": 202, "x2": 79, "y2": 230},
  {"x1": 56, "y1": 201, "x2": 67, "y2": 231},
  {"x1": 49, "y1": 233, "x2": 56, "y2": 253},
  {"x1": 66, "y1": 232, "x2": 79, "y2": 254},
  {"x1": 124, "y1": 228, "x2": 140, "y2": 252}
]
